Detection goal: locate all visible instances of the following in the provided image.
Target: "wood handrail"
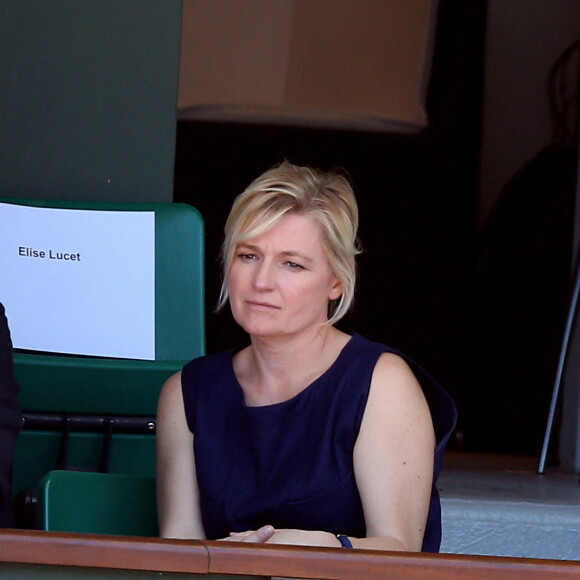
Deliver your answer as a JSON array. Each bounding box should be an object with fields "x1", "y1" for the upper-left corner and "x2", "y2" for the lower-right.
[
  {"x1": 0, "y1": 529, "x2": 579, "y2": 579},
  {"x1": 0, "y1": 530, "x2": 207, "y2": 574}
]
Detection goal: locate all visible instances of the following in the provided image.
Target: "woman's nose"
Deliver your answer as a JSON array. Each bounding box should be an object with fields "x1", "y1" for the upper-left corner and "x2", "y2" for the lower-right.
[{"x1": 252, "y1": 261, "x2": 275, "y2": 290}]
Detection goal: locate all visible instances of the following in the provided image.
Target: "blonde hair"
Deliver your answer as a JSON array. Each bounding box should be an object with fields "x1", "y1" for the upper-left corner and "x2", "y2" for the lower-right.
[{"x1": 218, "y1": 161, "x2": 361, "y2": 325}]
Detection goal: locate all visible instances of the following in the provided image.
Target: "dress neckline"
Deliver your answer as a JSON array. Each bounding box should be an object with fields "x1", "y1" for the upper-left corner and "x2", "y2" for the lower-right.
[{"x1": 229, "y1": 333, "x2": 358, "y2": 410}]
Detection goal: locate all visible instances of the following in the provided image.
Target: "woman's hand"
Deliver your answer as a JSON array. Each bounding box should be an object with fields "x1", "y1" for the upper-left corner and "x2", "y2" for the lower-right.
[
  {"x1": 219, "y1": 527, "x2": 340, "y2": 547},
  {"x1": 266, "y1": 529, "x2": 339, "y2": 547},
  {"x1": 218, "y1": 525, "x2": 275, "y2": 543}
]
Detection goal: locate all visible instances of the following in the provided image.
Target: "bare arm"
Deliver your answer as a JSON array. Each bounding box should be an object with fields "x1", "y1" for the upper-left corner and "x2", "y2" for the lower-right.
[
  {"x1": 266, "y1": 352, "x2": 435, "y2": 551},
  {"x1": 351, "y1": 352, "x2": 435, "y2": 551},
  {"x1": 156, "y1": 371, "x2": 205, "y2": 539},
  {"x1": 157, "y1": 372, "x2": 275, "y2": 543}
]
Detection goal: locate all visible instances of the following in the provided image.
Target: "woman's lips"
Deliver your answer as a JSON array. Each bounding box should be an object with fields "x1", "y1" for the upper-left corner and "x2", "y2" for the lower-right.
[{"x1": 246, "y1": 300, "x2": 280, "y2": 310}]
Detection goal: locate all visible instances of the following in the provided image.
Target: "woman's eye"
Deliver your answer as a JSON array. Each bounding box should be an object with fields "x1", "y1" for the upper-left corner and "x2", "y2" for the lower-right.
[
  {"x1": 239, "y1": 253, "x2": 257, "y2": 262},
  {"x1": 285, "y1": 261, "x2": 303, "y2": 270}
]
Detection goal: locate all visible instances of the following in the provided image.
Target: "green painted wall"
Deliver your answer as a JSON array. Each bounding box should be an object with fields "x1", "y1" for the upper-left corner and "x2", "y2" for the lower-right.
[{"x1": 0, "y1": 0, "x2": 182, "y2": 202}]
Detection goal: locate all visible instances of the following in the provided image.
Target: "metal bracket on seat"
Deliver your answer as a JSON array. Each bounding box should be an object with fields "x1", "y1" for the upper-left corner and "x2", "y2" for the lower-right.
[{"x1": 21, "y1": 411, "x2": 156, "y2": 473}]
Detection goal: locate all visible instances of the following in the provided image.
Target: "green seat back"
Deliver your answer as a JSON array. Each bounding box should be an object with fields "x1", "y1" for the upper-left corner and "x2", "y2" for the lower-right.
[
  {"x1": 40, "y1": 470, "x2": 158, "y2": 536},
  {"x1": 2, "y1": 199, "x2": 205, "y2": 493},
  {"x1": 14, "y1": 432, "x2": 157, "y2": 504}
]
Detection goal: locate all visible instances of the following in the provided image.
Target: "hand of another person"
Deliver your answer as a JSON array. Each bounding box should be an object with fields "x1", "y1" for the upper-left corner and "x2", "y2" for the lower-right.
[{"x1": 218, "y1": 525, "x2": 275, "y2": 543}]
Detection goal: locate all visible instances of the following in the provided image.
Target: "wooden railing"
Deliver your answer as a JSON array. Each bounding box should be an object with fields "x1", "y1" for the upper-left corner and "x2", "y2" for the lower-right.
[{"x1": 0, "y1": 529, "x2": 579, "y2": 579}]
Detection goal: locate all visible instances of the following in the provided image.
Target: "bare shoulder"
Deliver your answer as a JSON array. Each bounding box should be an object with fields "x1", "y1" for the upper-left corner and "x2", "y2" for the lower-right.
[
  {"x1": 156, "y1": 371, "x2": 192, "y2": 464},
  {"x1": 165, "y1": 370, "x2": 183, "y2": 388},
  {"x1": 371, "y1": 352, "x2": 425, "y2": 399},
  {"x1": 365, "y1": 352, "x2": 433, "y2": 432},
  {"x1": 157, "y1": 371, "x2": 185, "y2": 419},
  {"x1": 373, "y1": 351, "x2": 415, "y2": 377}
]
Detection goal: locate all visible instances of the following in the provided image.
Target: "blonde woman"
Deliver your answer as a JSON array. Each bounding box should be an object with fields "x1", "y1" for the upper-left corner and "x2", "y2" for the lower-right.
[{"x1": 157, "y1": 162, "x2": 456, "y2": 552}]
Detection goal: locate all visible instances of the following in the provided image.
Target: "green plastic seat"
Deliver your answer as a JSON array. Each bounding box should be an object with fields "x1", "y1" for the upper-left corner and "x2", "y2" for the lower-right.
[
  {"x1": 1, "y1": 199, "x2": 205, "y2": 508},
  {"x1": 40, "y1": 470, "x2": 158, "y2": 536}
]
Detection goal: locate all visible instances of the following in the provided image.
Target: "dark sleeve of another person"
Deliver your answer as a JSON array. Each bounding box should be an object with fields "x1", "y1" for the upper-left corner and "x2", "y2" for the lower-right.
[{"x1": 0, "y1": 303, "x2": 21, "y2": 528}]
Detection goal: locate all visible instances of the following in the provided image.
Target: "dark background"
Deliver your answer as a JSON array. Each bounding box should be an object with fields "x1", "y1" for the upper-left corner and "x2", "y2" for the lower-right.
[{"x1": 174, "y1": 1, "x2": 576, "y2": 457}]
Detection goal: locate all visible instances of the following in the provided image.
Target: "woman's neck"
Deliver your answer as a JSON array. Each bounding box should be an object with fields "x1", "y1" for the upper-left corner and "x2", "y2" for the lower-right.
[{"x1": 235, "y1": 326, "x2": 350, "y2": 407}]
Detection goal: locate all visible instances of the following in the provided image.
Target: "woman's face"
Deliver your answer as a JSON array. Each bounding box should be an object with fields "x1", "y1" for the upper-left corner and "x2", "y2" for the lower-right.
[{"x1": 228, "y1": 213, "x2": 343, "y2": 339}]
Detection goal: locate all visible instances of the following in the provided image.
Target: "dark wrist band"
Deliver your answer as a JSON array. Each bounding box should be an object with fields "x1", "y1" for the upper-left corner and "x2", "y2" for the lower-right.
[{"x1": 336, "y1": 534, "x2": 353, "y2": 548}]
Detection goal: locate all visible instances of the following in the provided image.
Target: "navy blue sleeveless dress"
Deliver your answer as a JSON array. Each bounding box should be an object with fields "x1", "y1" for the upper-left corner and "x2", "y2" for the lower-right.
[{"x1": 181, "y1": 333, "x2": 456, "y2": 552}]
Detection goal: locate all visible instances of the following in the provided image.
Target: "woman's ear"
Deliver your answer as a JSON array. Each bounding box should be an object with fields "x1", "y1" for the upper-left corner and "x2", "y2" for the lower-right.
[{"x1": 328, "y1": 277, "x2": 344, "y2": 301}]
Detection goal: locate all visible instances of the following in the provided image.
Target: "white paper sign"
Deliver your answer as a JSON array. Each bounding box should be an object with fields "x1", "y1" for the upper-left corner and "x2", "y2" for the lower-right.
[{"x1": 0, "y1": 202, "x2": 155, "y2": 360}]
